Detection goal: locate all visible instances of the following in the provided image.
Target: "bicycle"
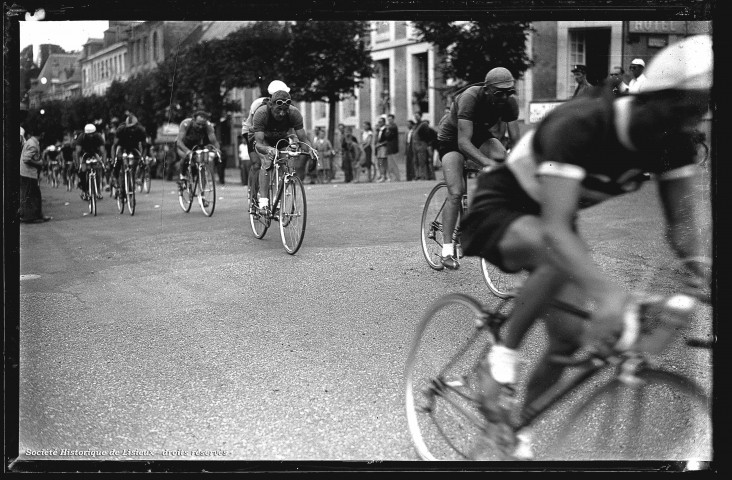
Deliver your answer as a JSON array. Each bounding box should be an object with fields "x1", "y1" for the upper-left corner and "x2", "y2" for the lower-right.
[
  {"x1": 420, "y1": 164, "x2": 526, "y2": 298},
  {"x1": 178, "y1": 144, "x2": 218, "y2": 217},
  {"x1": 248, "y1": 139, "x2": 311, "y2": 255},
  {"x1": 136, "y1": 155, "x2": 155, "y2": 194},
  {"x1": 404, "y1": 284, "x2": 712, "y2": 461},
  {"x1": 82, "y1": 154, "x2": 104, "y2": 217},
  {"x1": 112, "y1": 149, "x2": 138, "y2": 216}
]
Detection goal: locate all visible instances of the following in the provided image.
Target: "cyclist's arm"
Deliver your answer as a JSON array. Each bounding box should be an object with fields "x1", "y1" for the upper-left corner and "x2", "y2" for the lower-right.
[
  {"x1": 539, "y1": 172, "x2": 630, "y2": 349},
  {"x1": 457, "y1": 118, "x2": 497, "y2": 168},
  {"x1": 253, "y1": 131, "x2": 273, "y2": 157},
  {"x1": 206, "y1": 125, "x2": 220, "y2": 151},
  {"x1": 656, "y1": 170, "x2": 711, "y2": 282},
  {"x1": 294, "y1": 128, "x2": 313, "y2": 153},
  {"x1": 176, "y1": 121, "x2": 191, "y2": 158}
]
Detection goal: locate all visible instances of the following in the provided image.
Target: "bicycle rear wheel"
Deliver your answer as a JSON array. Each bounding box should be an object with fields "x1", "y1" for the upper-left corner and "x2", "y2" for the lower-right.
[
  {"x1": 198, "y1": 164, "x2": 216, "y2": 217},
  {"x1": 178, "y1": 176, "x2": 194, "y2": 213},
  {"x1": 89, "y1": 174, "x2": 97, "y2": 216},
  {"x1": 420, "y1": 182, "x2": 449, "y2": 270},
  {"x1": 125, "y1": 170, "x2": 136, "y2": 215},
  {"x1": 116, "y1": 175, "x2": 126, "y2": 215},
  {"x1": 543, "y1": 368, "x2": 711, "y2": 461},
  {"x1": 480, "y1": 259, "x2": 527, "y2": 299},
  {"x1": 405, "y1": 293, "x2": 505, "y2": 461},
  {"x1": 279, "y1": 175, "x2": 307, "y2": 254}
]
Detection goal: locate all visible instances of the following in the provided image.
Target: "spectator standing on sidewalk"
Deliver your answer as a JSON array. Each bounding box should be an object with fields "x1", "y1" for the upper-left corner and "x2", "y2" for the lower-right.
[
  {"x1": 412, "y1": 112, "x2": 438, "y2": 180},
  {"x1": 374, "y1": 117, "x2": 388, "y2": 182},
  {"x1": 628, "y1": 58, "x2": 648, "y2": 93},
  {"x1": 384, "y1": 114, "x2": 400, "y2": 181},
  {"x1": 19, "y1": 124, "x2": 50, "y2": 223},
  {"x1": 405, "y1": 120, "x2": 416, "y2": 181},
  {"x1": 361, "y1": 121, "x2": 374, "y2": 182}
]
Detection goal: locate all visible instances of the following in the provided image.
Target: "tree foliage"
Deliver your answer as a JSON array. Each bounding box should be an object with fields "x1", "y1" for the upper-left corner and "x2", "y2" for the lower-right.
[
  {"x1": 281, "y1": 21, "x2": 374, "y2": 145},
  {"x1": 412, "y1": 21, "x2": 534, "y2": 96}
]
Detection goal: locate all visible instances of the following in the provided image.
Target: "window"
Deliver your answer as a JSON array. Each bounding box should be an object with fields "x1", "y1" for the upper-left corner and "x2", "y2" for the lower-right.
[
  {"x1": 374, "y1": 21, "x2": 391, "y2": 43},
  {"x1": 413, "y1": 52, "x2": 429, "y2": 113},
  {"x1": 376, "y1": 59, "x2": 390, "y2": 115},
  {"x1": 343, "y1": 96, "x2": 357, "y2": 118},
  {"x1": 315, "y1": 102, "x2": 327, "y2": 120},
  {"x1": 153, "y1": 32, "x2": 159, "y2": 61},
  {"x1": 568, "y1": 30, "x2": 587, "y2": 97},
  {"x1": 143, "y1": 37, "x2": 148, "y2": 64}
]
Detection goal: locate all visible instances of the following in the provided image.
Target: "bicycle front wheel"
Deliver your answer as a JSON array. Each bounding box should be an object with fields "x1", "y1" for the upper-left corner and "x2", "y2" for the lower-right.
[
  {"x1": 405, "y1": 293, "x2": 501, "y2": 461},
  {"x1": 279, "y1": 175, "x2": 307, "y2": 254},
  {"x1": 126, "y1": 170, "x2": 136, "y2": 215},
  {"x1": 198, "y1": 164, "x2": 216, "y2": 217},
  {"x1": 543, "y1": 368, "x2": 711, "y2": 461},
  {"x1": 480, "y1": 259, "x2": 527, "y2": 299},
  {"x1": 420, "y1": 183, "x2": 449, "y2": 270}
]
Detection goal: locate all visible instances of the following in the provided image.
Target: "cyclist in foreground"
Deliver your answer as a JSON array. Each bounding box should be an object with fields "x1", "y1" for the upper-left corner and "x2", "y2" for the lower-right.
[
  {"x1": 251, "y1": 89, "x2": 313, "y2": 214},
  {"x1": 242, "y1": 80, "x2": 290, "y2": 205},
  {"x1": 74, "y1": 123, "x2": 107, "y2": 201},
  {"x1": 176, "y1": 110, "x2": 221, "y2": 189},
  {"x1": 436, "y1": 67, "x2": 522, "y2": 270},
  {"x1": 459, "y1": 35, "x2": 713, "y2": 459}
]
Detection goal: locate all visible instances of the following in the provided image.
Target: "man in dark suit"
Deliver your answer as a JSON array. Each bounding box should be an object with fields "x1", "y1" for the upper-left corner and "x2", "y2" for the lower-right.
[
  {"x1": 405, "y1": 120, "x2": 416, "y2": 181},
  {"x1": 384, "y1": 113, "x2": 400, "y2": 181},
  {"x1": 411, "y1": 112, "x2": 438, "y2": 180}
]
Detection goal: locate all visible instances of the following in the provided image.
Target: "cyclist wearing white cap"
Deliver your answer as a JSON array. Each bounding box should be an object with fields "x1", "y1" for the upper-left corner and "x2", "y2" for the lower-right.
[
  {"x1": 74, "y1": 123, "x2": 107, "y2": 200},
  {"x1": 436, "y1": 67, "x2": 522, "y2": 269},
  {"x1": 461, "y1": 35, "x2": 713, "y2": 459},
  {"x1": 628, "y1": 58, "x2": 648, "y2": 93},
  {"x1": 251, "y1": 89, "x2": 314, "y2": 213},
  {"x1": 242, "y1": 80, "x2": 290, "y2": 202}
]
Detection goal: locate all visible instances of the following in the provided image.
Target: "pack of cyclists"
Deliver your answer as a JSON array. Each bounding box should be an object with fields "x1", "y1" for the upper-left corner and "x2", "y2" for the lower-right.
[{"x1": 29, "y1": 34, "x2": 713, "y2": 461}]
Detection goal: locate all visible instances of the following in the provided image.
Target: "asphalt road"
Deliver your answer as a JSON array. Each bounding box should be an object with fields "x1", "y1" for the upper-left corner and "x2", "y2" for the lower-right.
[{"x1": 15, "y1": 166, "x2": 713, "y2": 465}]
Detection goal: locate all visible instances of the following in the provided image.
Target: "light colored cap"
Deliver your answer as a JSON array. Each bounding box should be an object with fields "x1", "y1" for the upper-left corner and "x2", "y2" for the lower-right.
[
  {"x1": 267, "y1": 80, "x2": 290, "y2": 94},
  {"x1": 643, "y1": 35, "x2": 713, "y2": 92},
  {"x1": 484, "y1": 67, "x2": 514, "y2": 88},
  {"x1": 84, "y1": 123, "x2": 96, "y2": 134},
  {"x1": 630, "y1": 58, "x2": 645, "y2": 67}
]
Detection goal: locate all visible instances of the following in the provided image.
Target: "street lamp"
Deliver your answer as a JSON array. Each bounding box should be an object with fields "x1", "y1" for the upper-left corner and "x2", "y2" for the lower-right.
[{"x1": 40, "y1": 77, "x2": 48, "y2": 85}]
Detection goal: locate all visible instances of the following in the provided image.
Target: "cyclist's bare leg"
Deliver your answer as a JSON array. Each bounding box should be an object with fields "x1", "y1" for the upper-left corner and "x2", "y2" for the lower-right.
[
  {"x1": 498, "y1": 215, "x2": 570, "y2": 349},
  {"x1": 256, "y1": 151, "x2": 271, "y2": 207},
  {"x1": 440, "y1": 150, "x2": 465, "y2": 261},
  {"x1": 524, "y1": 305, "x2": 584, "y2": 406}
]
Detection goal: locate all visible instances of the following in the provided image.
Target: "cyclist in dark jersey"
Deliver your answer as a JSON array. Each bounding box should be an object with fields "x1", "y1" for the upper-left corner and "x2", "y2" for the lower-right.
[
  {"x1": 436, "y1": 67, "x2": 522, "y2": 269},
  {"x1": 176, "y1": 110, "x2": 220, "y2": 187},
  {"x1": 251, "y1": 89, "x2": 313, "y2": 212},
  {"x1": 74, "y1": 124, "x2": 107, "y2": 200},
  {"x1": 112, "y1": 113, "x2": 147, "y2": 197},
  {"x1": 461, "y1": 35, "x2": 713, "y2": 459}
]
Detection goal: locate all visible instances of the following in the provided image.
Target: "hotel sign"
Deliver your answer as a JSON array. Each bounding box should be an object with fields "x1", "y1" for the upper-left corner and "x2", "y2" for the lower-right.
[{"x1": 629, "y1": 21, "x2": 688, "y2": 34}]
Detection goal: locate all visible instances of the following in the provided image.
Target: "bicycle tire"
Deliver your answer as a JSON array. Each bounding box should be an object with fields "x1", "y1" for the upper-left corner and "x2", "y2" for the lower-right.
[
  {"x1": 405, "y1": 293, "x2": 504, "y2": 461},
  {"x1": 480, "y1": 258, "x2": 527, "y2": 299},
  {"x1": 543, "y1": 368, "x2": 711, "y2": 461},
  {"x1": 198, "y1": 164, "x2": 216, "y2": 217},
  {"x1": 126, "y1": 170, "x2": 136, "y2": 216},
  {"x1": 249, "y1": 191, "x2": 268, "y2": 238},
  {"x1": 178, "y1": 173, "x2": 194, "y2": 213},
  {"x1": 116, "y1": 173, "x2": 126, "y2": 215},
  {"x1": 279, "y1": 175, "x2": 307, "y2": 254},
  {"x1": 420, "y1": 182, "x2": 450, "y2": 271}
]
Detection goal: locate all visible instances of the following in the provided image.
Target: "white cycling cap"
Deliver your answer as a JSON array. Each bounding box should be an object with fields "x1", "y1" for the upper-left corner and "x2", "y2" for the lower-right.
[
  {"x1": 643, "y1": 35, "x2": 713, "y2": 92},
  {"x1": 84, "y1": 123, "x2": 96, "y2": 134},
  {"x1": 267, "y1": 80, "x2": 290, "y2": 94}
]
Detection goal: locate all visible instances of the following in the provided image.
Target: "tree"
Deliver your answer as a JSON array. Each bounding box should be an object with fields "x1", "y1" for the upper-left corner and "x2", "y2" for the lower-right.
[
  {"x1": 281, "y1": 21, "x2": 374, "y2": 146},
  {"x1": 412, "y1": 21, "x2": 534, "y2": 100},
  {"x1": 220, "y1": 21, "x2": 292, "y2": 95}
]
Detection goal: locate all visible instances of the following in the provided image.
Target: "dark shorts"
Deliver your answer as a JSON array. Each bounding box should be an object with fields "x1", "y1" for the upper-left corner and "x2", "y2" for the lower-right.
[
  {"x1": 461, "y1": 165, "x2": 540, "y2": 273},
  {"x1": 437, "y1": 130, "x2": 496, "y2": 160}
]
